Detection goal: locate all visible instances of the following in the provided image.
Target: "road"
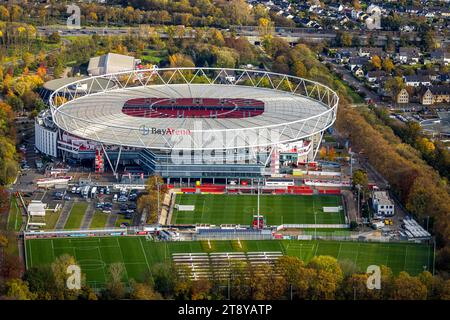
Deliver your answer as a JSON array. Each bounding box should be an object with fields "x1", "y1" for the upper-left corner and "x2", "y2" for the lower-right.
[
  {"x1": 322, "y1": 55, "x2": 380, "y2": 103},
  {"x1": 36, "y1": 25, "x2": 448, "y2": 47}
]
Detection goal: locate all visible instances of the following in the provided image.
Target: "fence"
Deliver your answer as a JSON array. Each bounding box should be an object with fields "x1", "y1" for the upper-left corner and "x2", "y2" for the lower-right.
[{"x1": 277, "y1": 224, "x2": 350, "y2": 230}]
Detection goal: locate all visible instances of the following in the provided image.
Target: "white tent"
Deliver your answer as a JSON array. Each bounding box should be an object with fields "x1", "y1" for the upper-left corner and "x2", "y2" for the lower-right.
[{"x1": 27, "y1": 200, "x2": 47, "y2": 216}]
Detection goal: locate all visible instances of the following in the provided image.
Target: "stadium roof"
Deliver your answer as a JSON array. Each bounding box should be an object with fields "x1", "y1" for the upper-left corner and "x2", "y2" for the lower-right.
[
  {"x1": 43, "y1": 76, "x2": 116, "y2": 92},
  {"x1": 50, "y1": 68, "x2": 338, "y2": 151}
]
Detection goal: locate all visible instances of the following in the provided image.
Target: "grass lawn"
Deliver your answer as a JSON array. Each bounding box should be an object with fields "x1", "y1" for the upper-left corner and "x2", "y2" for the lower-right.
[
  {"x1": 114, "y1": 217, "x2": 131, "y2": 228},
  {"x1": 333, "y1": 76, "x2": 364, "y2": 104},
  {"x1": 25, "y1": 237, "x2": 433, "y2": 288},
  {"x1": 7, "y1": 197, "x2": 22, "y2": 232},
  {"x1": 44, "y1": 210, "x2": 62, "y2": 230},
  {"x1": 89, "y1": 211, "x2": 108, "y2": 229},
  {"x1": 64, "y1": 202, "x2": 88, "y2": 230},
  {"x1": 140, "y1": 49, "x2": 166, "y2": 64},
  {"x1": 172, "y1": 194, "x2": 345, "y2": 226}
]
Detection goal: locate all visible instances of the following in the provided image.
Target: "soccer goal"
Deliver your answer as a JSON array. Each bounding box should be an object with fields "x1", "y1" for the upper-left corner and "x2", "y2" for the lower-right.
[
  {"x1": 322, "y1": 206, "x2": 343, "y2": 213},
  {"x1": 175, "y1": 204, "x2": 195, "y2": 211}
]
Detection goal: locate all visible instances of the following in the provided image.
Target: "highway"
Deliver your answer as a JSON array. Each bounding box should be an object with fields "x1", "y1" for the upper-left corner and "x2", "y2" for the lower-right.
[{"x1": 35, "y1": 25, "x2": 448, "y2": 46}]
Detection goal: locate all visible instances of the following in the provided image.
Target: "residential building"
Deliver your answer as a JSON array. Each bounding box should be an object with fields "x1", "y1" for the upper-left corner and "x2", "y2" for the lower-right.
[
  {"x1": 420, "y1": 87, "x2": 434, "y2": 105},
  {"x1": 429, "y1": 85, "x2": 450, "y2": 104},
  {"x1": 358, "y1": 47, "x2": 385, "y2": 58},
  {"x1": 396, "y1": 88, "x2": 409, "y2": 104},
  {"x1": 365, "y1": 70, "x2": 386, "y2": 83},
  {"x1": 353, "y1": 67, "x2": 364, "y2": 78},
  {"x1": 430, "y1": 49, "x2": 450, "y2": 65},
  {"x1": 397, "y1": 47, "x2": 421, "y2": 64},
  {"x1": 404, "y1": 75, "x2": 432, "y2": 87},
  {"x1": 348, "y1": 57, "x2": 369, "y2": 71}
]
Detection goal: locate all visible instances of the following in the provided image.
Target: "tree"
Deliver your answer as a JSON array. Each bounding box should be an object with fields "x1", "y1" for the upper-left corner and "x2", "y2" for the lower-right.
[
  {"x1": 103, "y1": 263, "x2": 126, "y2": 299},
  {"x1": 190, "y1": 279, "x2": 213, "y2": 300},
  {"x1": 328, "y1": 147, "x2": 336, "y2": 161},
  {"x1": 292, "y1": 61, "x2": 307, "y2": 78},
  {"x1": 352, "y1": 169, "x2": 368, "y2": 189},
  {"x1": 152, "y1": 263, "x2": 178, "y2": 298},
  {"x1": 319, "y1": 146, "x2": 327, "y2": 159},
  {"x1": 275, "y1": 256, "x2": 310, "y2": 298},
  {"x1": 382, "y1": 58, "x2": 395, "y2": 73},
  {"x1": 249, "y1": 264, "x2": 286, "y2": 300},
  {"x1": 340, "y1": 32, "x2": 353, "y2": 47},
  {"x1": 308, "y1": 256, "x2": 344, "y2": 284},
  {"x1": 51, "y1": 254, "x2": 81, "y2": 300},
  {"x1": 371, "y1": 55, "x2": 382, "y2": 70},
  {"x1": 129, "y1": 280, "x2": 162, "y2": 300},
  {"x1": 24, "y1": 266, "x2": 58, "y2": 300},
  {"x1": 213, "y1": 48, "x2": 238, "y2": 68},
  {"x1": 4, "y1": 279, "x2": 36, "y2": 300},
  {"x1": 383, "y1": 76, "x2": 404, "y2": 97},
  {"x1": 258, "y1": 17, "x2": 274, "y2": 38},
  {"x1": 168, "y1": 53, "x2": 195, "y2": 68},
  {"x1": 48, "y1": 32, "x2": 61, "y2": 44},
  {"x1": 309, "y1": 269, "x2": 340, "y2": 300},
  {"x1": 138, "y1": 175, "x2": 167, "y2": 224},
  {"x1": 391, "y1": 272, "x2": 427, "y2": 300},
  {"x1": 353, "y1": 0, "x2": 362, "y2": 10}
]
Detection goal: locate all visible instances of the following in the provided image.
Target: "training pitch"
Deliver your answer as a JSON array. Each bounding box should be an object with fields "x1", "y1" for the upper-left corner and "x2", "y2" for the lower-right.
[
  {"x1": 25, "y1": 237, "x2": 432, "y2": 288},
  {"x1": 172, "y1": 194, "x2": 345, "y2": 225}
]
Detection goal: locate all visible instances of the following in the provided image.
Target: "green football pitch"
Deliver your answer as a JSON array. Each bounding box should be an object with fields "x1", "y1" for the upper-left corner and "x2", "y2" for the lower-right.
[
  {"x1": 172, "y1": 194, "x2": 345, "y2": 225},
  {"x1": 25, "y1": 237, "x2": 433, "y2": 288}
]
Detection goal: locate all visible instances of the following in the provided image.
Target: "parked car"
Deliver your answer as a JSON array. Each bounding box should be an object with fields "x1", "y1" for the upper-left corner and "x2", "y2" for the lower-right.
[
  {"x1": 128, "y1": 193, "x2": 137, "y2": 201},
  {"x1": 64, "y1": 195, "x2": 71, "y2": 201},
  {"x1": 118, "y1": 196, "x2": 128, "y2": 202}
]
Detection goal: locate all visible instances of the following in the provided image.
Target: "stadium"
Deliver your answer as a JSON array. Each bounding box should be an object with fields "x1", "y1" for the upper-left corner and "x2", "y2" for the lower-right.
[{"x1": 35, "y1": 68, "x2": 338, "y2": 182}]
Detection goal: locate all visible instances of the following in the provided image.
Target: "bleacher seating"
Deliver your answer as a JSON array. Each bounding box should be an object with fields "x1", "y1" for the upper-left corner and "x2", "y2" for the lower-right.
[{"x1": 122, "y1": 97, "x2": 265, "y2": 119}]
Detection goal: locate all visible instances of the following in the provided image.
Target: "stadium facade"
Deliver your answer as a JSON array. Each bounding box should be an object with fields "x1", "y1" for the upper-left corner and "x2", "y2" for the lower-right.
[{"x1": 35, "y1": 68, "x2": 338, "y2": 182}]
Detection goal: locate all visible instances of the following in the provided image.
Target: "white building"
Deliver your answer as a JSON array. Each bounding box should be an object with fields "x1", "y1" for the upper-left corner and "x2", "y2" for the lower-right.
[
  {"x1": 87, "y1": 53, "x2": 136, "y2": 76},
  {"x1": 372, "y1": 191, "x2": 394, "y2": 217},
  {"x1": 27, "y1": 200, "x2": 47, "y2": 216},
  {"x1": 35, "y1": 116, "x2": 58, "y2": 158}
]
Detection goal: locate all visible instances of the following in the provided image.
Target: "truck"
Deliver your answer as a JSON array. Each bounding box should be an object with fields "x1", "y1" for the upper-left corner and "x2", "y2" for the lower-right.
[
  {"x1": 82, "y1": 185, "x2": 91, "y2": 198},
  {"x1": 90, "y1": 186, "x2": 98, "y2": 199}
]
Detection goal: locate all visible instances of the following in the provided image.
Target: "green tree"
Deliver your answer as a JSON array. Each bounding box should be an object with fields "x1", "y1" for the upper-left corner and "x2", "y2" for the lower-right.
[
  {"x1": 129, "y1": 280, "x2": 162, "y2": 300},
  {"x1": 4, "y1": 279, "x2": 36, "y2": 300},
  {"x1": 391, "y1": 272, "x2": 427, "y2": 300},
  {"x1": 352, "y1": 169, "x2": 368, "y2": 190}
]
